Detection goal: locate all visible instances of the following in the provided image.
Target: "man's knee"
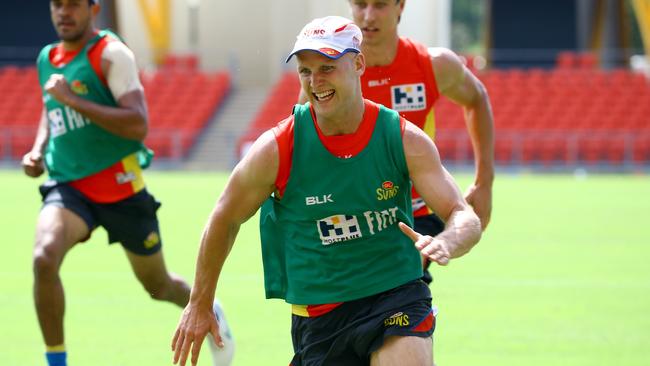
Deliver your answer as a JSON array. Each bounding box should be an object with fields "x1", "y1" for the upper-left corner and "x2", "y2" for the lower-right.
[
  {"x1": 32, "y1": 238, "x2": 65, "y2": 280},
  {"x1": 33, "y1": 251, "x2": 57, "y2": 280},
  {"x1": 139, "y1": 275, "x2": 171, "y2": 301},
  {"x1": 33, "y1": 206, "x2": 88, "y2": 280}
]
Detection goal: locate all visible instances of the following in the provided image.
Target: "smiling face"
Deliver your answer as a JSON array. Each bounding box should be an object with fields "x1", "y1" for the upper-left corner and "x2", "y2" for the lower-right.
[
  {"x1": 349, "y1": 0, "x2": 404, "y2": 47},
  {"x1": 50, "y1": 0, "x2": 97, "y2": 44},
  {"x1": 296, "y1": 51, "x2": 365, "y2": 125}
]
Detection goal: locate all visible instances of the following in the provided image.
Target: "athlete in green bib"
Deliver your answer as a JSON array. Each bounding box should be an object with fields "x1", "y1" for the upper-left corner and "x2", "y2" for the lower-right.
[
  {"x1": 36, "y1": 29, "x2": 150, "y2": 182},
  {"x1": 22, "y1": 2, "x2": 233, "y2": 366},
  {"x1": 172, "y1": 16, "x2": 482, "y2": 366},
  {"x1": 260, "y1": 102, "x2": 421, "y2": 305}
]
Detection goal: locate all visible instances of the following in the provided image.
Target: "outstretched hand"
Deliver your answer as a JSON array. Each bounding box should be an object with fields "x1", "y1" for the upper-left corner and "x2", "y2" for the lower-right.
[
  {"x1": 171, "y1": 304, "x2": 223, "y2": 366},
  {"x1": 398, "y1": 222, "x2": 450, "y2": 266}
]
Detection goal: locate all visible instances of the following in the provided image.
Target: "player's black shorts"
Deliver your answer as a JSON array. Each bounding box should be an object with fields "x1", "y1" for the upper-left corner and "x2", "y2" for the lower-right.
[
  {"x1": 415, "y1": 214, "x2": 445, "y2": 285},
  {"x1": 289, "y1": 279, "x2": 435, "y2": 366},
  {"x1": 39, "y1": 180, "x2": 162, "y2": 255}
]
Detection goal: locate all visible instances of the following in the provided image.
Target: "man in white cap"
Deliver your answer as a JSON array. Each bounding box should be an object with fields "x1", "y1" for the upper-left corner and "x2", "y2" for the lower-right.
[
  {"x1": 171, "y1": 16, "x2": 481, "y2": 366},
  {"x1": 302, "y1": 1, "x2": 495, "y2": 286}
]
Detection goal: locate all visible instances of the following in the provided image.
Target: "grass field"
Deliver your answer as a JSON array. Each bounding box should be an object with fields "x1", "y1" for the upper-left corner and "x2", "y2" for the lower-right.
[{"x1": 2, "y1": 169, "x2": 649, "y2": 365}]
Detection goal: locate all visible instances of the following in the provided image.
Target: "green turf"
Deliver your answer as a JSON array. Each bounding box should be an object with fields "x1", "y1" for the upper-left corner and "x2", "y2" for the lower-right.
[{"x1": 2, "y1": 170, "x2": 649, "y2": 365}]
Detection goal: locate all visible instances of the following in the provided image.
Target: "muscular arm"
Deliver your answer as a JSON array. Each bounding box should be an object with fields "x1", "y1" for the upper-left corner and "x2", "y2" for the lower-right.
[
  {"x1": 430, "y1": 47, "x2": 495, "y2": 229},
  {"x1": 172, "y1": 131, "x2": 278, "y2": 366},
  {"x1": 44, "y1": 43, "x2": 148, "y2": 141},
  {"x1": 188, "y1": 131, "x2": 277, "y2": 310},
  {"x1": 402, "y1": 121, "x2": 481, "y2": 261}
]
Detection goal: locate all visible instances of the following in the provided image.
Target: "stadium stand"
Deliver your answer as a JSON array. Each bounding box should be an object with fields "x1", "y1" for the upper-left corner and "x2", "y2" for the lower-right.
[
  {"x1": 556, "y1": 51, "x2": 599, "y2": 70},
  {"x1": 141, "y1": 54, "x2": 231, "y2": 159},
  {"x1": 3, "y1": 52, "x2": 648, "y2": 167},
  {"x1": 0, "y1": 66, "x2": 41, "y2": 160},
  {"x1": 0, "y1": 57, "x2": 231, "y2": 161},
  {"x1": 236, "y1": 70, "x2": 301, "y2": 158},
  {"x1": 238, "y1": 56, "x2": 650, "y2": 167}
]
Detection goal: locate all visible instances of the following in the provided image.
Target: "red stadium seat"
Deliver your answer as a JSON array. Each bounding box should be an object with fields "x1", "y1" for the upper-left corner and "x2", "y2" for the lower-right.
[
  {"x1": 162, "y1": 54, "x2": 199, "y2": 71},
  {"x1": 140, "y1": 68, "x2": 231, "y2": 158},
  {"x1": 234, "y1": 65, "x2": 650, "y2": 165},
  {"x1": 495, "y1": 136, "x2": 517, "y2": 164},
  {"x1": 633, "y1": 136, "x2": 650, "y2": 162},
  {"x1": 577, "y1": 53, "x2": 598, "y2": 69},
  {"x1": 3, "y1": 62, "x2": 650, "y2": 166},
  {"x1": 238, "y1": 71, "x2": 301, "y2": 156},
  {"x1": 556, "y1": 51, "x2": 577, "y2": 69}
]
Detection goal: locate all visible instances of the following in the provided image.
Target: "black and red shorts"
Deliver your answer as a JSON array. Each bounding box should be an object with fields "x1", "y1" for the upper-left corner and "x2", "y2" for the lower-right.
[
  {"x1": 39, "y1": 180, "x2": 162, "y2": 255},
  {"x1": 290, "y1": 279, "x2": 435, "y2": 366}
]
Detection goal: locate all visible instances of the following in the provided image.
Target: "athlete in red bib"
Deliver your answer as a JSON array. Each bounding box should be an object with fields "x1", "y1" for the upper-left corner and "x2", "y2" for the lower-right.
[
  {"x1": 349, "y1": 0, "x2": 495, "y2": 285},
  {"x1": 350, "y1": 0, "x2": 495, "y2": 231}
]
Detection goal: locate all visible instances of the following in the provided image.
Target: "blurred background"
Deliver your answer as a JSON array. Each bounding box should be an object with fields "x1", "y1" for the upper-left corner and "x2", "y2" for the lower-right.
[{"x1": 0, "y1": 0, "x2": 648, "y2": 171}]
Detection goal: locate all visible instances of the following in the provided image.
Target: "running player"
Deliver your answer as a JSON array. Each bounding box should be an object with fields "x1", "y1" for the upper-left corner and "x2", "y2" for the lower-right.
[
  {"x1": 351, "y1": 0, "x2": 494, "y2": 237},
  {"x1": 172, "y1": 16, "x2": 481, "y2": 366},
  {"x1": 23, "y1": 1, "x2": 232, "y2": 365}
]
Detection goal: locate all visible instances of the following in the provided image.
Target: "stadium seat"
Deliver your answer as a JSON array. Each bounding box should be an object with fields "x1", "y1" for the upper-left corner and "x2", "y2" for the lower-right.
[
  {"x1": 237, "y1": 71, "x2": 301, "y2": 157},
  {"x1": 556, "y1": 51, "x2": 577, "y2": 69},
  {"x1": 577, "y1": 53, "x2": 598, "y2": 69},
  {"x1": 633, "y1": 136, "x2": 650, "y2": 162},
  {"x1": 162, "y1": 54, "x2": 199, "y2": 71},
  {"x1": 495, "y1": 136, "x2": 517, "y2": 164},
  {"x1": 234, "y1": 64, "x2": 650, "y2": 166},
  {"x1": 143, "y1": 68, "x2": 232, "y2": 159},
  {"x1": 4, "y1": 61, "x2": 650, "y2": 166},
  {"x1": 0, "y1": 64, "x2": 233, "y2": 161}
]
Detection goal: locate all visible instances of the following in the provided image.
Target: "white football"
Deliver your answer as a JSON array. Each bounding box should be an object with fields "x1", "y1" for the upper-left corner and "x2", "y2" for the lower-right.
[{"x1": 208, "y1": 300, "x2": 235, "y2": 366}]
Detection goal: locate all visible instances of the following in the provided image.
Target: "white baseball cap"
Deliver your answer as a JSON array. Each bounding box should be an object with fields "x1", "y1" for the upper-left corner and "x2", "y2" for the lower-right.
[{"x1": 286, "y1": 16, "x2": 362, "y2": 63}]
